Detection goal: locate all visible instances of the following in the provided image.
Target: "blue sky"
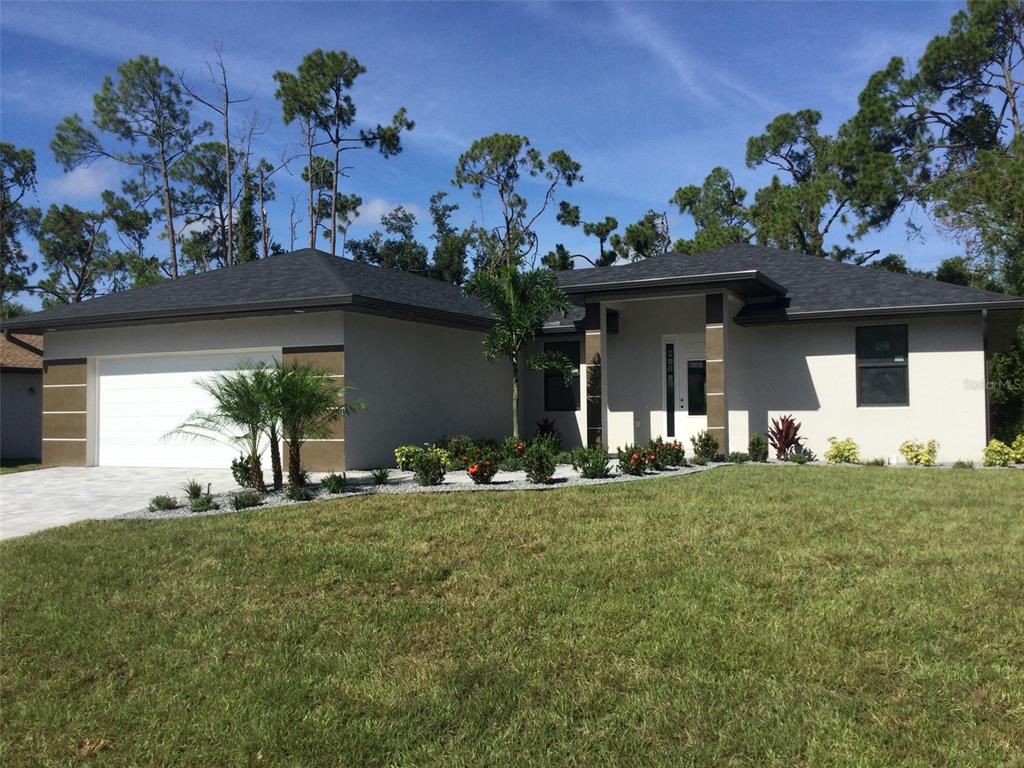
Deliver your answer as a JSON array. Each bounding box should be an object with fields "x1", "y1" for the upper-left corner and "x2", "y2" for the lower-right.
[{"x1": 2, "y1": 1, "x2": 963, "y2": 307}]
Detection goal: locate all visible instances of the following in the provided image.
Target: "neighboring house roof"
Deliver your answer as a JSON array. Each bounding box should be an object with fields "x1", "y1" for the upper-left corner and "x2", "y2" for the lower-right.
[
  {"x1": 555, "y1": 243, "x2": 1024, "y2": 324},
  {"x1": 0, "y1": 333, "x2": 43, "y2": 372},
  {"x1": 0, "y1": 249, "x2": 492, "y2": 332},
  {"x1": 2, "y1": 244, "x2": 1021, "y2": 335}
]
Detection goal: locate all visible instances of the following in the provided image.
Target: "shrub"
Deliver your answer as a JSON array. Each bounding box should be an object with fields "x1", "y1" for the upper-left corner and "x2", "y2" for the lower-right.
[
  {"x1": 824, "y1": 437, "x2": 860, "y2": 464},
  {"x1": 616, "y1": 444, "x2": 648, "y2": 475},
  {"x1": 182, "y1": 478, "x2": 203, "y2": 502},
  {"x1": 749, "y1": 433, "x2": 769, "y2": 463},
  {"x1": 1011, "y1": 435, "x2": 1024, "y2": 463},
  {"x1": 727, "y1": 452, "x2": 749, "y2": 463},
  {"x1": 231, "y1": 454, "x2": 258, "y2": 488},
  {"x1": 660, "y1": 439, "x2": 686, "y2": 467},
  {"x1": 370, "y1": 467, "x2": 391, "y2": 486},
  {"x1": 899, "y1": 439, "x2": 939, "y2": 466},
  {"x1": 864, "y1": 457, "x2": 886, "y2": 466},
  {"x1": 190, "y1": 485, "x2": 219, "y2": 513},
  {"x1": 440, "y1": 435, "x2": 477, "y2": 470},
  {"x1": 412, "y1": 451, "x2": 446, "y2": 486},
  {"x1": 292, "y1": 467, "x2": 311, "y2": 488},
  {"x1": 231, "y1": 490, "x2": 263, "y2": 510},
  {"x1": 787, "y1": 445, "x2": 815, "y2": 464},
  {"x1": 499, "y1": 436, "x2": 528, "y2": 471},
  {"x1": 571, "y1": 445, "x2": 611, "y2": 479},
  {"x1": 394, "y1": 445, "x2": 422, "y2": 471},
  {"x1": 321, "y1": 472, "x2": 349, "y2": 494},
  {"x1": 691, "y1": 455, "x2": 707, "y2": 466},
  {"x1": 287, "y1": 484, "x2": 314, "y2": 501},
  {"x1": 534, "y1": 418, "x2": 562, "y2": 450},
  {"x1": 466, "y1": 456, "x2": 498, "y2": 484},
  {"x1": 953, "y1": 460, "x2": 975, "y2": 470},
  {"x1": 690, "y1": 431, "x2": 719, "y2": 463},
  {"x1": 768, "y1": 414, "x2": 804, "y2": 460},
  {"x1": 524, "y1": 441, "x2": 557, "y2": 484},
  {"x1": 147, "y1": 495, "x2": 179, "y2": 512},
  {"x1": 982, "y1": 439, "x2": 1015, "y2": 467},
  {"x1": 646, "y1": 437, "x2": 685, "y2": 469}
]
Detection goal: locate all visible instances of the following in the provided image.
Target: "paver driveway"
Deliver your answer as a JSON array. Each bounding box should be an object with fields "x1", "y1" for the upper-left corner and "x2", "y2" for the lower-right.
[{"x1": 0, "y1": 467, "x2": 242, "y2": 540}]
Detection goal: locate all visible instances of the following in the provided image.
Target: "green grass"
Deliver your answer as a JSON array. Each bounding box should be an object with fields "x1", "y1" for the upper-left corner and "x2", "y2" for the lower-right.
[
  {"x1": 0, "y1": 461, "x2": 42, "y2": 475},
  {"x1": 2, "y1": 466, "x2": 1022, "y2": 766}
]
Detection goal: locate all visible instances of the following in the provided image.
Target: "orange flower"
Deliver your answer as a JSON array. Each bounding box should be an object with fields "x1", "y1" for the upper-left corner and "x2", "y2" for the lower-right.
[{"x1": 630, "y1": 452, "x2": 638, "y2": 461}]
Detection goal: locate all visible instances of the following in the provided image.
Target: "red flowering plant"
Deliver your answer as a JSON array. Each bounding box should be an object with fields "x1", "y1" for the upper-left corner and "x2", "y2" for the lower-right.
[
  {"x1": 616, "y1": 443, "x2": 648, "y2": 476},
  {"x1": 465, "y1": 446, "x2": 499, "y2": 484},
  {"x1": 647, "y1": 437, "x2": 686, "y2": 469}
]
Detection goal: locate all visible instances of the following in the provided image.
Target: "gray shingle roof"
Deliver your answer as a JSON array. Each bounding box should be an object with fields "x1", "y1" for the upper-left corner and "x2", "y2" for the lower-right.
[
  {"x1": 1, "y1": 249, "x2": 492, "y2": 332},
  {"x1": 4, "y1": 243, "x2": 1020, "y2": 334},
  {"x1": 555, "y1": 243, "x2": 1024, "y2": 322}
]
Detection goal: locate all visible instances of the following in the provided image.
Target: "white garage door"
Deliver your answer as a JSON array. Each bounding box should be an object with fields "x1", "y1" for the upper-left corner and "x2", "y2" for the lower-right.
[{"x1": 98, "y1": 350, "x2": 276, "y2": 468}]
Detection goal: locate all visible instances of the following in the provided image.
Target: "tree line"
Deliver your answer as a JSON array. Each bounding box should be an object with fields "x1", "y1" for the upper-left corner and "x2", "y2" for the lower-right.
[{"x1": 1, "y1": 1, "x2": 1021, "y2": 436}]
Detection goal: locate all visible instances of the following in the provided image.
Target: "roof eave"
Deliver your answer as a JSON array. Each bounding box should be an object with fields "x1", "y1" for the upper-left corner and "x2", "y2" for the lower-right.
[
  {"x1": 559, "y1": 269, "x2": 787, "y2": 300},
  {"x1": 736, "y1": 299, "x2": 1024, "y2": 325}
]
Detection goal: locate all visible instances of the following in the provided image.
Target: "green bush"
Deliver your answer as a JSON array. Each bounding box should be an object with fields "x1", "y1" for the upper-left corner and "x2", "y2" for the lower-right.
[
  {"x1": 787, "y1": 445, "x2": 815, "y2": 464},
  {"x1": 321, "y1": 472, "x2": 349, "y2": 493},
  {"x1": 412, "y1": 451, "x2": 446, "y2": 486},
  {"x1": 370, "y1": 467, "x2": 391, "y2": 486},
  {"x1": 825, "y1": 436, "x2": 860, "y2": 464},
  {"x1": 647, "y1": 437, "x2": 686, "y2": 469},
  {"x1": 953, "y1": 460, "x2": 975, "y2": 470},
  {"x1": 466, "y1": 454, "x2": 498, "y2": 484},
  {"x1": 749, "y1": 433, "x2": 769, "y2": 463},
  {"x1": 690, "y1": 431, "x2": 719, "y2": 463},
  {"x1": 982, "y1": 439, "x2": 1015, "y2": 467},
  {"x1": 287, "y1": 484, "x2": 314, "y2": 501},
  {"x1": 1012, "y1": 435, "x2": 1024, "y2": 463},
  {"x1": 691, "y1": 455, "x2": 707, "y2": 466},
  {"x1": 499, "y1": 436, "x2": 529, "y2": 471},
  {"x1": 182, "y1": 478, "x2": 203, "y2": 502},
  {"x1": 727, "y1": 452, "x2": 749, "y2": 464},
  {"x1": 899, "y1": 439, "x2": 939, "y2": 467},
  {"x1": 571, "y1": 445, "x2": 611, "y2": 479},
  {"x1": 439, "y1": 435, "x2": 477, "y2": 470},
  {"x1": 231, "y1": 454, "x2": 258, "y2": 488},
  {"x1": 616, "y1": 444, "x2": 648, "y2": 475},
  {"x1": 864, "y1": 457, "x2": 886, "y2": 467},
  {"x1": 534, "y1": 418, "x2": 562, "y2": 450},
  {"x1": 394, "y1": 445, "x2": 422, "y2": 471},
  {"x1": 231, "y1": 490, "x2": 263, "y2": 510},
  {"x1": 147, "y1": 495, "x2": 179, "y2": 512},
  {"x1": 524, "y1": 441, "x2": 557, "y2": 484},
  {"x1": 190, "y1": 486, "x2": 219, "y2": 513}
]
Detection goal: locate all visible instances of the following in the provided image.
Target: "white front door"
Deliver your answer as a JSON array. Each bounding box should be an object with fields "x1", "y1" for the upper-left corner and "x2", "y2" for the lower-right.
[
  {"x1": 97, "y1": 350, "x2": 275, "y2": 468},
  {"x1": 662, "y1": 335, "x2": 708, "y2": 443}
]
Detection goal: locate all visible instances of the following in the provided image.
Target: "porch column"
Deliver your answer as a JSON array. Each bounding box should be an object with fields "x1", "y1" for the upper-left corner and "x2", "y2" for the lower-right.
[
  {"x1": 282, "y1": 345, "x2": 346, "y2": 471},
  {"x1": 584, "y1": 303, "x2": 603, "y2": 448},
  {"x1": 41, "y1": 358, "x2": 88, "y2": 466},
  {"x1": 704, "y1": 294, "x2": 728, "y2": 455}
]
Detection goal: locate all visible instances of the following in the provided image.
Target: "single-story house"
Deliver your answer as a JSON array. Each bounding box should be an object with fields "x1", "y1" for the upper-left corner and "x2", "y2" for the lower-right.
[
  {"x1": 0, "y1": 332, "x2": 43, "y2": 463},
  {"x1": 2, "y1": 244, "x2": 1021, "y2": 468}
]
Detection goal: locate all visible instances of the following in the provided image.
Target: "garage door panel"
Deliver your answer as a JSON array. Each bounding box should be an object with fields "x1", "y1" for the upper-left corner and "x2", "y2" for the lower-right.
[{"x1": 98, "y1": 351, "x2": 275, "y2": 468}]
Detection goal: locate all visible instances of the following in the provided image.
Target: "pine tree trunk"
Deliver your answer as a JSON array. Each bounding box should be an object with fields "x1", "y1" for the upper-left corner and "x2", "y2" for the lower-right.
[
  {"x1": 330, "y1": 142, "x2": 340, "y2": 256},
  {"x1": 223, "y1": 99, "x2": 233, "y2": 267},
  {"x1": 158, "y1": 144, "x2": 178, "y2": 278}
]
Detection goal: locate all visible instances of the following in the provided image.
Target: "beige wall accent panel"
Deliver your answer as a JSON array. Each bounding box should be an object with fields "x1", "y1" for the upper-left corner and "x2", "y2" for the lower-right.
[
  {"x1": 705, "y1": 294, "x2": 728, "y2": 453},
  {"x1": 282, "y1": 345, "x2": 346, "y2": 471},
  {"x1": 583, "y1": 304, "x2": 603, "y2": 448},
  {"x1": 42, "y1": 359, "x2": 88, "y2": 466}
]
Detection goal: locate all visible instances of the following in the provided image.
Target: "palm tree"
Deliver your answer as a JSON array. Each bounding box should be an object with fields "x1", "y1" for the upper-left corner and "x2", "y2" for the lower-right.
[
  {"x1": 169, "y1": 362, "x2": 275, "y2": 492},
  {"x1": 274, "y1": 363, "x2": 363, "y2": 486},
  {"x1": 463, "y1": 262, "x2": 570, "y2": 438}
]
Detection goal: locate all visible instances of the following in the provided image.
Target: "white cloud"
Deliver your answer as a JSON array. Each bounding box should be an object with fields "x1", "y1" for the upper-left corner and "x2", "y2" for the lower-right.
[
  {"x1": 42, "y1": 161, "x2": 121, "y2": 202},
  {"x1": 355, "y1": 197, "x2": 423, "y2": 226}
]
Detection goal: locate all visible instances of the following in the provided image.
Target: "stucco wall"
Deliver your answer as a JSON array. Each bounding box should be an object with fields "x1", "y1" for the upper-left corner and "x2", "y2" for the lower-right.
[
  {"x1": 44, "y1": 311, "x2": 345, "y2": 359},
  {"x1": 603, "y1": 296, "x2": 707, "y2": 451},
  {"x1": 726, "y1": 313, "x2": 988, "y2": 463},
  {"x1": 521, "y1": 335, "x2": 586, "y2": 449},
  {"x1": 343, "y1": 313, "x2": 511, "y2": 468},
  {"x1": 1, "y1": 371, "x2": 42, "y2": 461}
]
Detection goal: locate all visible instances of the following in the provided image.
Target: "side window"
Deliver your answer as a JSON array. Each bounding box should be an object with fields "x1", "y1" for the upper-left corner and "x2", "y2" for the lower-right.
[
  {"x1": 856, "y1": 325, "x2": 908, "y2": 406},
  {"x1": 687, "y1": 360, "x2": 707, "y2": 416},
  {"x1": 543, "y1": 341, "x2": 581, "y2": 411}
]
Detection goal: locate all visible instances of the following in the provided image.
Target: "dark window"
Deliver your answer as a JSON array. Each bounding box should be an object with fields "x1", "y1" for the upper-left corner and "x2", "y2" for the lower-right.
[
  {"x1": 856, "y1": 325, "x2": 908, "y2": 406},
  {"x1": 544, "y1": 341, "x2": 581, "y2": 411},
  {"x1": 665, "y1": 343, "x2": 676, "y2": 437},
  {"x1": 687, "y1": 361, "x2": 707, "y2": 416}
]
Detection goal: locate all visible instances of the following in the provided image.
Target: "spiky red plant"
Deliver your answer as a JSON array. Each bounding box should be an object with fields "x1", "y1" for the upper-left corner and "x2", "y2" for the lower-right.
[{"x1": 768, "y1": 414, "x2": 804, "y2": 460}]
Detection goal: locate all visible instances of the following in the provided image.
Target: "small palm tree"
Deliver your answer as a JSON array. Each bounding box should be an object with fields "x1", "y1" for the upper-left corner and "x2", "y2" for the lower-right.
[
  {"x1": 463, "y1": 262, "x2": 570, "y2": 438},
  {"x1": 274, "y1": 363, "x2": 363, "y2": 486},
  {"x1": 169, "y1": 362, "x2": 276, "y2": 492}
]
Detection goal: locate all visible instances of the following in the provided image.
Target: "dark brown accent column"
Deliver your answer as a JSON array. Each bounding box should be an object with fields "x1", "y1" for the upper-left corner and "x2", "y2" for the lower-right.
[
  {"x1": 584, "y1": 303, "x2": 603, "y2": 448},
  {"x1": 41, "y1": 358, "x2": 87, "y2": 466},
  {"x1": 704, "y1": 294, "x2": 728, "y2": 455},
  {"x1": 282, "y1": 345, "x2": 346, "y2": 471}
]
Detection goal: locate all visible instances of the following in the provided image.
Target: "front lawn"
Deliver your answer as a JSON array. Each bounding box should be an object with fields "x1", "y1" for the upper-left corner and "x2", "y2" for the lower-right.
[{"x1": 2, "y1": 466, "x2": 1022, "y2": 766}]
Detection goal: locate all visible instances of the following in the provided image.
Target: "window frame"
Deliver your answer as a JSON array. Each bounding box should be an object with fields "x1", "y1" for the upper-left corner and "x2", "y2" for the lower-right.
[
  {"x1": 687, "y1": 359, "x2": 707, "y2": 416},
  {"x1": 855, "y1": 324, "x2": 909, "y2": 407},
  {"x1": 543, "y1": 340, "x2": 581, "y2": 412}
]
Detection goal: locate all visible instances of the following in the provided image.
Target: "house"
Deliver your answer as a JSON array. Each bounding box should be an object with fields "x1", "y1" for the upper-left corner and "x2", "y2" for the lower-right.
[
  {"x1": 1, "y1": 332, "x2": 43, "y2": 463},
  {"x1": 1, "y1": 244, "x2": 1021, "y2": 468}
]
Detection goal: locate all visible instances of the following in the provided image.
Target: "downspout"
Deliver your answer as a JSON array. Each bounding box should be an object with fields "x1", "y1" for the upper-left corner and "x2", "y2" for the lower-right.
[{"x1": 982, "y1": 309, "x2": 990, "y2": 442}]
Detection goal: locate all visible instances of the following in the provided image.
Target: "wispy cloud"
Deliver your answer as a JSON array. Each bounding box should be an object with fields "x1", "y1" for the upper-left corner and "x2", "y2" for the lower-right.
[
  {"x1": 42, "y1": 161, "x2": 121, "y2": 202},
  {"x1": 355, "y1": 197, "x2": 424, "y2": 227}
]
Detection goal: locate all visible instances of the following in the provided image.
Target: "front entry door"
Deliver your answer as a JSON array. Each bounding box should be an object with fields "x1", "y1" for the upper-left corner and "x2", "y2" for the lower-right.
[
  {"x1": 662, "y1": 336, "x2": 684, "y2": 439},
  {"x1": 663, "y1": 335, "x2": 708, "y2": 441}
]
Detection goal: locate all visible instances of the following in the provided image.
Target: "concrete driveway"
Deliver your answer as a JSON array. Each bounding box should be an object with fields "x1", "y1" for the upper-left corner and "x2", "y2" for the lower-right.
[{"x1": 0, "y1": 467, "x2": 242, "y2": 540}]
